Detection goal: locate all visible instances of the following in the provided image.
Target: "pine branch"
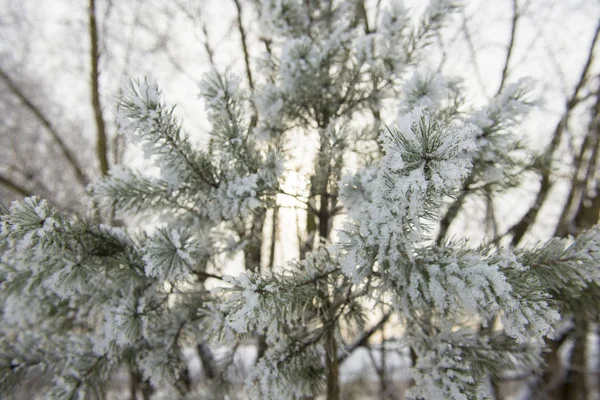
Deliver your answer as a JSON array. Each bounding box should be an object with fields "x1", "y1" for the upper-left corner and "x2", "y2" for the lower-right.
[
  {"x1": 67, "y1": 354, "x2": 108, "y2": 399},
  {"x1": 120, "y1": 81, "x2": 220, "y2": 189},
  {"x1": 93, "y1": 168, "x2": 202, "y2": 215},
  {"x1": 159, "y1": 120, "x2": 219, "y2": 189}
]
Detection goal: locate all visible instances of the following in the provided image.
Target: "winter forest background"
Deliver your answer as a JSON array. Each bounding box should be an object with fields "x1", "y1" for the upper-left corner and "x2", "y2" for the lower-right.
[{"x1": 1, "y1": 0, "x2": 600, "y2": 399}]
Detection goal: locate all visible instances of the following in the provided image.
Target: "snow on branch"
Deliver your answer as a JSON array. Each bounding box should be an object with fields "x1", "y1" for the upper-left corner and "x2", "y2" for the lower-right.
[
  {"x1": 117, "y1": 78, "x2": 219, "y2": 189},
  {"x1": 143, "y1": 228, "x2": 206, "y2": 281}
]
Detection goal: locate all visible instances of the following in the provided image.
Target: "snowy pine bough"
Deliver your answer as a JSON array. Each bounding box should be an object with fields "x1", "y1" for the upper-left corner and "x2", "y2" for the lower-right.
[{"x1": 2, "y1": 0, "x2": 600, "y2": 399}]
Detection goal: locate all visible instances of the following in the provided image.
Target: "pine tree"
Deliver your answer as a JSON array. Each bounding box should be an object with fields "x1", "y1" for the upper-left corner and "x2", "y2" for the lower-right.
[{"x1": 2, "y1": 1, "x2": 600, "y2": 399}]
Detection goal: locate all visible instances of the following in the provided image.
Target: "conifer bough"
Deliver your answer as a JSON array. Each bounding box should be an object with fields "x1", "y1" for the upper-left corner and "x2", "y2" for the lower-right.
[{"x1": 2, "y1": 1, "x2": 600, "y2": 399}]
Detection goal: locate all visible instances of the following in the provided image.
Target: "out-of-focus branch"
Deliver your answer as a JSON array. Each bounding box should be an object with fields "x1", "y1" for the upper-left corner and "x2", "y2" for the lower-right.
[
  {"x1": 232, "y1": 0, "x2": 258, "y2": 130},
  {"x1": 339, "y1": 312, "x2": 392, "y2": 364},
  {"x1": 485, "y1": 190, "x2": 500, "y2": 246},
  {"x1": 0, "y1": 173, "x2": 32, "y2": 197},
  {"x1": 268, "y1": 206, "x2": 279, "y2": 271},
  {"x1": 506, "y1": 118, "x2": 564, "y2": 246},
  {"x1": 506, "y1": 20, "x2": 600, "y2": 246},
  {"x1": 436, "y1": 175, "x2": 472, "y2": 245},
  {"x1": 497, "y1": 0, "x2": 519, "y2": 95},
  {"x1": 3, "y1": 163, "x2": 53, "y2": 200},
  {"x1": 89, "y1": 0, "x2": 109, "y2": 176},
  {"x1": 566, "y1": 23, "x2": 600, "y2": 112},
  {"x1": 374, "y1": 0, "x2": 383, "y2": 30},
  {"x1": 435, "y1": 30, "x2": 448, "y2": 73},
  {"x1": 201, "y1": 22, "x2": 216, "y2": 68},
  {"x1": 555, "y1": 84, "x2": 600, "y2": 237},
  {"x1": 196, "y1": 271, "x2": 225, "y2": 281},
  {"x1": 355, "y1": 0, "x2": 370, "y2": 33},
  {"x1": 233, "y1": 0, "x2": 254, "y2": 92},
  {"x1": 0, "y1": 67, "x2": 89, "y2": 188},
  {"x1": 460, "y1": 11, "x2": 487, "y2": 97}
]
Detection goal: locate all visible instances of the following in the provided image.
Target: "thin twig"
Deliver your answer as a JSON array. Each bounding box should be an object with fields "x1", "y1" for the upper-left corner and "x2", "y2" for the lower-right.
[
  {"x1": 201, "y1": 22, "x2": 216, "y2": 68},
  {"x1": 232, "y1": 0, "x2": 254, "y2": 92},
  {"x1": 497, "y1": 0, "x2": 519, "y2": 95},
  {"x1": 232, "y1": 0, "x2": 258, "y2": 130},
  {"x1": 460, "y1": 11, "x2": 488, "y2": 98}
]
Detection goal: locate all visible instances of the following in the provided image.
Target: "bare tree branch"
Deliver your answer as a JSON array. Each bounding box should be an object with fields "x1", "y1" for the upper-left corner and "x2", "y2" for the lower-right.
[
  {"x1": 339, "y1": 312, "x2": 392, "y2": 364},
  {"x1": 0, "y1": 67, "x2": 89, "y2": 188},
  {"x1": 201, "y1": 22, "x2": 217, "y2": 68},
  {"x1": 0, "y1": 173, "x2": 33, "y2": 197},
  {"x1": 232, "y1": 0, "x2": 258, "y2": 131},
  {"x1": 460, "y1": 11, "x2": 488, "y2": 97},
  {"x1": 497, "y1": 0, "x2": 519, "y2": 95},
  {"x1": 2, "y1": 163, "x2": 53, "y2": 200},
  {"x1": 555, "y1": 84, "x2": 600, "y2": 237},
  {"x1": 232, "y1": 0, "x2": 255, "y2": 92},
  {"x1": 436, "y1": 175, "x2": 472, "y2": 245},
  {"x1": 506, "y1": 20, "x2": 600, "y2": 246}
]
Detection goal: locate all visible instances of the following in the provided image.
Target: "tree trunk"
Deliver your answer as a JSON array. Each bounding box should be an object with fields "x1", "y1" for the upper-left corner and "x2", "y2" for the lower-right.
[
  {"x1": 244, "y1": 208, "x2": 268, "y2": 361},
  {"x1": 129, "y1": 367, "x2": 139, "y2": 400},
  {"x1": 541, "y1": 334, "x2": 571, "y2": 399},
  {"x1": 197, "y1": 342, "x2": 219, "y2": 380},
  {"x1": 563, "y1": 319, "x2": 588, "y2": 400},
  {"x1": 325, "y1": 327, "x2": 340, "y2": 400}
]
